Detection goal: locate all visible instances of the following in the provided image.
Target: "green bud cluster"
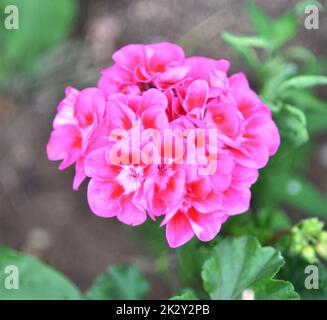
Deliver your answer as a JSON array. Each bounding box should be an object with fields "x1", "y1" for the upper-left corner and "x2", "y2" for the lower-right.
[{"x1": 290, "y1": 218, "x2": 327, "y2": 263}]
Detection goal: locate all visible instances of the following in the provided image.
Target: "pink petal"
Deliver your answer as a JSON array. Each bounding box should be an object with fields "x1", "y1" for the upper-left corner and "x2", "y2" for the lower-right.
[
  {"x1": 192, "y1": 190, "x2": 222, "y2": 213},
  {"x1": 229, "y1": 72, "x2": 249, "y2": 90},
  {"x1": 206, "y1": 102, "x2": 240, "y2": 137},
  {"x1": 118, "y1": 193, "x2": 147, "y2": 226},
  {"x1": 189, "y1": 178, "x2": 211, "y2": 200},
  {"x1": 186, "y1": 207, "x2": 222, "y2": 241},
  {"x1": 75, "y1": 88, "x2": 105, "y2": 128},
  {"x1": 160, "y1": 169, "x2": 185, "y2": 206},
  {"x1": 98, "y1": 65, "x2": 138, "y2": 97},
  {"x1": 53, "y1": 86, "x2": 79, "y2": 128},
  {"x1": 149, "y1": 168, "x2": 185, "y2": 215},
  {"x1": 183, "y1": 79, "x2": 209, "y2": 112},
  {"x1": 87, "y1": 179, "x2": 123, "y2": 218},
  {"x1": 232, "y1": 139, "x2": 270, "y2": 169},
  {"x1": 141, "y1": 108, "x2": 169, "y2": 132},
  {"x1": 217, "y1": 152, "x2": 235, "y2": 175},
  {"x1": 47, "y1": 125, "x2": 83, "y2": 169},
  {"x1": 185, "y1": 57, "x2": 230, "y2": 80},
  {"x1": 231, "y1": 164, "x2": 259, "y2": 189},
  {"x1": 147, "y1": 42, "x2": 185, "y2": 69},
  {"x1": 112, "y1": 44, "x2": 144, "y2": 72},
  {"x1": 156, "y1": 66, "x2": 189, "y2": 89},
  {"x1": 211, "y1": 173, "x2": 232, "y2": 192},
  {"x1": 73, "y1": 158, "x2": 86, "y2": 191},
  {"x1": 134, "y1": 63, "x2": 153, "y2": 82},
  {"x1": 107, "y1": 95, "x2": 136, "y2": 131},
  {"x1": 245, "y1": 114, "x2": 280, "y2": 156},
  {"x1": 138, "y1": 88, "x2": 168, "y2": 114},
  {"x1": 215, "y1": 59, "x2": 230, "y2": 73},
  {"x1": 165, "y1": 210, "x2": 194, "y2": 248},
  {"x1": 84, "y1": 147, "x2": 121, "y2": 180},
  {"x1": 222, "y1": 187, "x2": 251, "y2": 215},
  {"x1": 233, "y1": 88, "x2": 271, "y2": 119}
]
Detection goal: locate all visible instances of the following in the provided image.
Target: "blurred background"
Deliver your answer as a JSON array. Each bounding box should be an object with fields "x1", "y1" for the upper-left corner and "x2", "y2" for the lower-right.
[{"x1": 0, "y1": 0, "x2": 326, "y2": 299}]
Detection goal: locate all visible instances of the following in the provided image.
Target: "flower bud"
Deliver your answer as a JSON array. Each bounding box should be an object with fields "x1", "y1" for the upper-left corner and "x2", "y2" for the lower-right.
[
  {"x1": 319, "y1": 231, "x2": 327, "y2": 244},
  {"x1": 290, "y1": 243, "x2": 303, "y2": 254},
  {"x1": 316, "y1": 242, "x2": 327, "y2": 260},
  {"x1": 301, "y1": 245, "x2": 318, "y2": 263},
  {"x1": 302, "y1": 218, "x2": 324, "y2": 236}
]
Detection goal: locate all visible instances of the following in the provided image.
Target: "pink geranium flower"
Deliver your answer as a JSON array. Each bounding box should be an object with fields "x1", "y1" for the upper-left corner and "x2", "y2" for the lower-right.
[{"x1": 47, "y1": 42, "x2": 281, "y2": 248}]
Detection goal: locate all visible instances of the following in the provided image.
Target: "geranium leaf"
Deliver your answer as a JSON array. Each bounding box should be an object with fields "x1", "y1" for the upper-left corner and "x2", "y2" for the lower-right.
[
  {"x1": 251, "y1": 279, "x2": 299, "y2": 300},
  {"x1": 85, "y1": 264, "x2": 149, "y2": 300},
  {"x1": 170, "y1": 289, "x2": 199, "y2": 300},
  {"x1": 0, "y1": 246, "x2": 81, "y2": 300},
  {"x1": 201, "y1": 236, "x2": 299, "y2": 300}
]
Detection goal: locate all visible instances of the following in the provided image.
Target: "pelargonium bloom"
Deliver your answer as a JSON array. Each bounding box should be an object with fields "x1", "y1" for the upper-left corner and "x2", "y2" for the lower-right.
[
  {"x1": 47, "y1": 42, "x2": 280, "y2": 248},
  {"x1": 47, "y1": 87, "x2": 106, "y2": 190}
]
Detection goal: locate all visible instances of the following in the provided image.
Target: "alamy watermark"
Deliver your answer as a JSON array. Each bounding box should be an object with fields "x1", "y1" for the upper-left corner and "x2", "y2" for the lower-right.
[
  {"x1": 3, "y1": 5, "x2": 19, "y2": 30},
  {"x1": 107, "y1": 123, "x2": 221, "y2": 176},
  {"x1": 304, "y1": 265, "x2": 319, "y2": 290},
  {"x1": 304, "y1": 5, "x2": 320, "y2": 30},
  {"x1": 2, "y1": 265, "x2": 19, "y2": 290}
]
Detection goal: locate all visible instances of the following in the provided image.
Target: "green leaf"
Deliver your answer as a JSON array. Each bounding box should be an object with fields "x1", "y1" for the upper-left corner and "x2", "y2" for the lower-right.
[
  {"x1": 201, "y1": 236, "x2": 299, "y2": 300},
  {"x1": 86, "y1": 264, "x2": 149, "y2": 300},
  {"x1": 307, "y1": 110, "x2": 327, "y2": 134},
  {"x1": 0, "y1": 246, "x2": 81, "y2": 300},
  {"x1": 278, "y1": 76, "x2": 327, "y2": 93},
  {"x1": 272, "y1": 13, "x2": 297, "y2": 48},
  {"x1": 253, "y1": 209, "x2": 292, "y2": 243},
  {"x1": 222, "y1": 210, "x2": 291, "y2": 244},
  {"x1": 255, "y1": 145, "x2": 327, "y2": 217},
  {"x1": 170, "y1": 289, "x2": 199, "y2": 300},
  {"x1": 251, "y1": 279, "x2": 299, "y2": 300},
  {"x1": 285, "y1": 90, "x2": 327, "y2": 113},
  {"x1": 285, "y1": 47, "x2": 317, "y2": 69},
  {"x1": 260, "y1": 62, "x2": 297, "y2": 100},
  {"x1": 222, "y1": 33, "x2": 268, "y2": 48},
  {"x1": 278, "y1": 105, "x2": 309, "y2": 146},
  {"x1": 221, "y1": 33, "x2": 259, "y2": 67},
  {"x1": 285, "y1": 91, "x2": 327, "y2": 134},
  {"x1": 177, "y1": 239, "x2": 210, "y2": 288},
  {"x1": 245, "y1": 2, "x2": 296, "y2": 50},
  {"x1": 245, "y1": 1, "x2": 272, "y2": 39}
]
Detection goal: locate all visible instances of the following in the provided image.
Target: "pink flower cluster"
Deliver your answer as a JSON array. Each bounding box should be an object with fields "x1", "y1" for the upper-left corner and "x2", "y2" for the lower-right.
[{"x1": 47, "y1": 42, "x2": 280, "y2": 248}]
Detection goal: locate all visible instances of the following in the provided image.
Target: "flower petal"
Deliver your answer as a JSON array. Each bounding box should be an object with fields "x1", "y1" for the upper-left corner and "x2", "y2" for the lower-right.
[
  {"x1": 165, "y1": 210, "x2": 194, "y2": 248},
  {"x1": 183, "y1": 79, "x2": 209, "y2": 112},
  {"x1": 87, "y1": 179, "x2": 123, "y2": 218},
  {"x1": 118, "y1": 193, "x2": 147, "y2": 226},
  {"x1": 186, "y1": 207, "x2": 223, "y2": 242}
]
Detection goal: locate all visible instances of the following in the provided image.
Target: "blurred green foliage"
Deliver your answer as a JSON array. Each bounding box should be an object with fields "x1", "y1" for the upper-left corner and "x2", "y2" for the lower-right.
[
  {"x1": 0, "y1": 245, "x2": 81, "y2": 299},
  {"x1": 222, "y1": 0, "x2": 327, "y2": 221},
  {"x1": 86, "y1": 264, "x2": 150, "y2": 300},
  {"x1": 0, "y1": 246, "x2": 150, "y2": 300},
  {"x1": 0, "y1": 0, "x2": 76, "y2": 83}
]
